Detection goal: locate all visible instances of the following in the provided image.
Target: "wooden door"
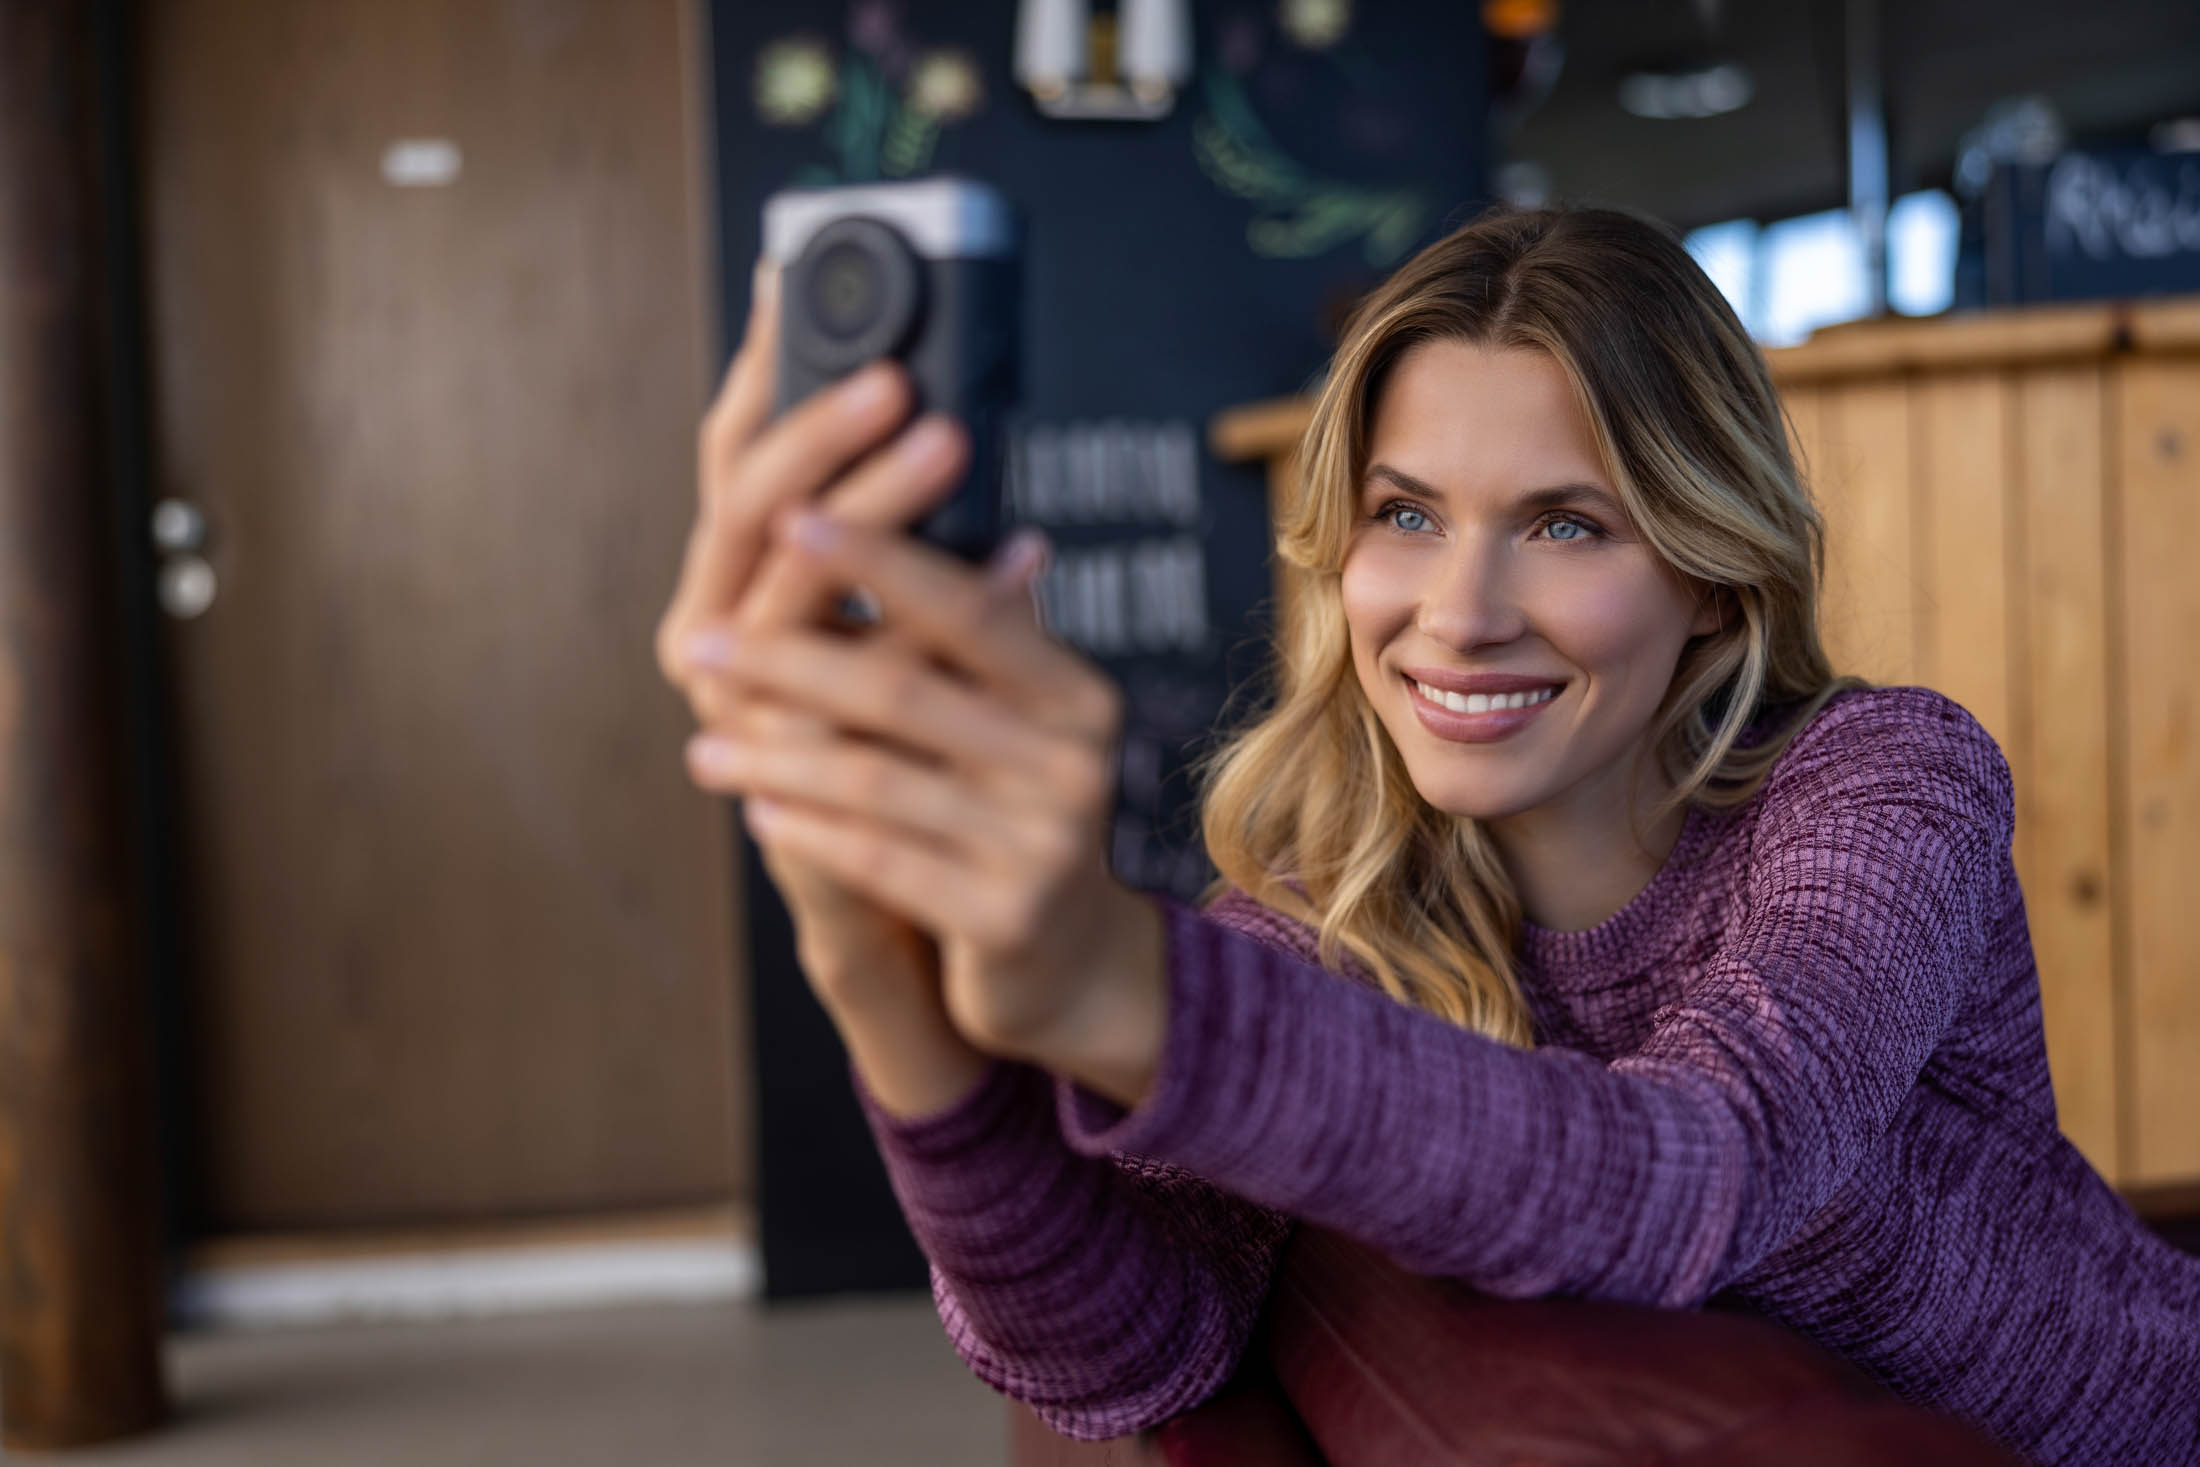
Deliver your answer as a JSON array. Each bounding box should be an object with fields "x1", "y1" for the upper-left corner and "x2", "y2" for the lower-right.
[{"x1": 137, "y1": 0, "x2": 742, "y2": 1230}]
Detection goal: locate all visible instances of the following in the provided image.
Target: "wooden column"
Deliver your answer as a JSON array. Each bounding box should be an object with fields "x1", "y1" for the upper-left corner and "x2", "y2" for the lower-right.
[{"x1": 0, "y1": 0, "x2": 170, "y2": 1448}]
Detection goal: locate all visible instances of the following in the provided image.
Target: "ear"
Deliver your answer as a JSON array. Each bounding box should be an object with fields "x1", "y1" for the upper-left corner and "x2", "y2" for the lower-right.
[{"x1": 1689, "y1": 586, "x2": 1730, "y2": 640}]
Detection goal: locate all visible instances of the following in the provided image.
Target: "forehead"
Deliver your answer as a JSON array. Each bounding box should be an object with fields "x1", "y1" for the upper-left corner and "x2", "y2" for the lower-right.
[{"x1": 1363, "y1": 340, "x2": 1607, "y2": 494}]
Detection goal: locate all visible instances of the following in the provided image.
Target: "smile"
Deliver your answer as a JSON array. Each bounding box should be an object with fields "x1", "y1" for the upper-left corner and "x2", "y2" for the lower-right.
[
  {"x1": 1403, "y1": 672, "x2": 1564, "y2": 743},
  {"x1": 1411, "y1": 680, "x2": 1558, "y2": 714}
]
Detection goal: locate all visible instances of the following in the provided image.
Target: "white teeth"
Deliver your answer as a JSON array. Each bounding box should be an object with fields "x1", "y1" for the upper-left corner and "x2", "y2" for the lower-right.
[{"x1": 1414, "y1": 680, "x2": 1558, "y2": 714}]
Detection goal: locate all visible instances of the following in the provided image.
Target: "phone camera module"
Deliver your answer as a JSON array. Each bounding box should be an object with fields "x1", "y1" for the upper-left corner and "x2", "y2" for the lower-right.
[
  {"x1": 787, "y1": 215, "x2": 923, "y2": 373},
  {"x1": 810, "y1": 241, "x2": 884, "y2": 338}
]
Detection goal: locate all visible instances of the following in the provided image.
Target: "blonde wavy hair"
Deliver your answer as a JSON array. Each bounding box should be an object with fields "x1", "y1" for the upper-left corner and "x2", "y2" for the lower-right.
[{"x1": 1194, "y1": 203, "x2": 1873, "y2": 1048}]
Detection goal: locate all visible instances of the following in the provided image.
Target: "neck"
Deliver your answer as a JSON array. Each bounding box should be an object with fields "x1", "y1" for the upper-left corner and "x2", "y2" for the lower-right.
[{"x1": 1488, "y1": 759, "x2": 1689, "y2": 933}]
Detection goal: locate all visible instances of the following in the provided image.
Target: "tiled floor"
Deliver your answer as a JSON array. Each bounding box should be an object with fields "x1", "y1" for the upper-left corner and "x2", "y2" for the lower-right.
[{"x1": 4, "y1": 1293, "x2": 1007, "y2": 1467}]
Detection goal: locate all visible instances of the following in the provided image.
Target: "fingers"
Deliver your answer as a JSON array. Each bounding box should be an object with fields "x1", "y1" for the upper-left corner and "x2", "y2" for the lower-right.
[
  {"x1": 721, "y1": 360, "x2": 911, "y2": 534},
  {"x1": 734, "y1": 796, "x2": 967, "y2": 939},
  {"x1": 981, "y1": 527, "x2": 1053, "y2": 608},
  {"x1": 733, "y1": 413, "x2": 971, "y2": 637},
  {"x1": 678, "y1": 534, "x2": 1049, "y2": 800},
  {"x1": 690, "y1": 627, "x2": 1086, "y2": 791},
  {"x1": 657, "y1": 359, "x2": 914, "y2": 686},
  {"x1": 773, "y1": 515, "x2": 1107, "y2": 733},
  {"x1": 689, "y1": 684, "x2": 829, "y2": 746},
  {"x1": 696, "y1": 257, "x2": 784, "y2": 509},
  {"x1": 686, "y1": 727, "x2": 1034, "y2": 859}
]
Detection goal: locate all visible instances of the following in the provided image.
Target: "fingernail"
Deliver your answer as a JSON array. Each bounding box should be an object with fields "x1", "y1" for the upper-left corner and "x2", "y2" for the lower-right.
[
  {"x1": 745, "y1": 796, "x2": 783, "y2": 832},
  {"x1": 986, "y1": 527, "x2": 1050, "y2": 588},
  {"x1": 839, "y1": 362, "x2": 897, "y2": 414},
  {"x1": 683, "y1": 628, "x2": 738, "y2": 669},
  {"x1": 897, "y1": 415, "x2": 957, "y2": 467},
  {"x1": 787, "y1": 511, "x2": 841, "y2": 552},
  {"x1": 690, "y1": 733, "x2": 742, "y2": 778},
  {"x1": 752, "y1": 256, "x2": 779, "y2": 309}
]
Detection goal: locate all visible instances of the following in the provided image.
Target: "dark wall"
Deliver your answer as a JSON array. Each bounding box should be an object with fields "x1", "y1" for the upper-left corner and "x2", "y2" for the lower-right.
[{"x1": 709, "y1": 0, "x2": 1487, "y2": 1298}]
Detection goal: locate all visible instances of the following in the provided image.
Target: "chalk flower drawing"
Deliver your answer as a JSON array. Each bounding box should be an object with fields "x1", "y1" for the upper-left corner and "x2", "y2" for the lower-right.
[
  {"x1": 755, "y1": 36, "x2": 837, "y2": 126},
  {"x1": 763, "y1": 6, "x2": 982, "y2": 185},
  {"x1": 1279, "y1": 0, "x2": 1352, "y2": 50},
  {"x1": 1192, "y1": 67, "x2": 1429, "y2": 265},
  {"x1": 907, "y1": 48, "x2": 983, "y2": 122}
]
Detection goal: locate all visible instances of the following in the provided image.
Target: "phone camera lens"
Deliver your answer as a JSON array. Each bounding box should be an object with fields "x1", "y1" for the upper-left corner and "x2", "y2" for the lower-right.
[
  {"x1": 810, "y1": 241, "x2": 883, "y2": 338},
  {"x1": 787, "y1": 215, "x2": 923, "y2": 373}
]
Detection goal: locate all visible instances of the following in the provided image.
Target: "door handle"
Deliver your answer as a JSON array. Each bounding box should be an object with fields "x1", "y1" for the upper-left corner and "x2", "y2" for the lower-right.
[{"x1": 150, "y1": 498, "x2": 217, "y2": 619}]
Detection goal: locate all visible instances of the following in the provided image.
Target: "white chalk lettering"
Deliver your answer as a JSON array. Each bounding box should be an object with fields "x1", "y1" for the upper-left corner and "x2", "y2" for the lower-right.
[
  {"x1": 1036, "y1": 535, "x2": 1209, "y2": 656},
  {"x1": 2046, "y1": 153, "x2": 2200, "y2": 262},
  {"x1": 1008, "y1": 419, "x2": 1203, "y2": 526}
]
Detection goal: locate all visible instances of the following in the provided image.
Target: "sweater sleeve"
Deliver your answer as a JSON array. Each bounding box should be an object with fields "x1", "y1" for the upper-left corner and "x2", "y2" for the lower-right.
[
  {"x1": 845, "y1": 907, "x2": 1300, "y2": 1442},
  {"x1": 1056, "y1": 695, "x2": 2015, "y2": 1309}
]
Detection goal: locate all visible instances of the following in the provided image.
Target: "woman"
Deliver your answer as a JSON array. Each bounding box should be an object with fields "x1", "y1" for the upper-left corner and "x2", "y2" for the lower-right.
[{"x1": 657, "y1": 206, "x2": 2200, "y2": 1466}]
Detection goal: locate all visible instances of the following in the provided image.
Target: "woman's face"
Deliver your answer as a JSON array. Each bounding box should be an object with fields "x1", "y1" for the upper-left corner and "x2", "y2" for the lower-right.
[{"x1": 1341, "y1": 339, "x2": 1722, "y2": 826}]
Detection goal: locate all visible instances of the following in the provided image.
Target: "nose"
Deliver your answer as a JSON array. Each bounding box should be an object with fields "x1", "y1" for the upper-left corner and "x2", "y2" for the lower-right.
[{"x1": 1414, "y1": 532, "x2": 1528, "y2": 650}]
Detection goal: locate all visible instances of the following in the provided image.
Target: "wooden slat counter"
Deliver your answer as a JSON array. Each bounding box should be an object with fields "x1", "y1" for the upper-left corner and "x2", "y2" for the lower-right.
[{"x1": 1209, "y1": 298, "x2": 2200, "y2": 1200}]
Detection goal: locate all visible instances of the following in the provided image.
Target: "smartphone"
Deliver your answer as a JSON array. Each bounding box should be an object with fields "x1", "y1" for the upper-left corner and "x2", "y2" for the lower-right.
[{"x1": 762, "y1": 176, "x2": 1022, "y2": 566}]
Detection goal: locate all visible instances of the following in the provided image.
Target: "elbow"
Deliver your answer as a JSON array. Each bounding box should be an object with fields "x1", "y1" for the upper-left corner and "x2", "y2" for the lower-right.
[
  {"x1": 937, "y1": 1257, "x2": 1262, "y2": 1444},
  {"x1": 977, "y1": 1301, "x2": 1257, "y2": 1443}
]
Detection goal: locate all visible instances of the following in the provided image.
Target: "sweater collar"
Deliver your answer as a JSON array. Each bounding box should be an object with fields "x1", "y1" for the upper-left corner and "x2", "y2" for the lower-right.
[{"x1": 1513, "y1": 798, "x2": 1720, "y2": 986}]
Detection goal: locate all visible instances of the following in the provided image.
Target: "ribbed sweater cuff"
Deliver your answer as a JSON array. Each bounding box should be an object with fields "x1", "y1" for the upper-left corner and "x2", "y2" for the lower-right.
[
  {"x1": 847, "y1": 1050, "x2": 1121, "y2": 1282},
  {"x1": 849, "y1": 1049, "x2": 1043, "y2": 1163}
]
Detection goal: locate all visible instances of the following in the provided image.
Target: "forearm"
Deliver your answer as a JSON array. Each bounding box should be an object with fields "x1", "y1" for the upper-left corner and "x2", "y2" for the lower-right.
[
  {"x1": 1011, "y1": 887, "x2": 1171, "y2": 1114},
  {"x1": 1057, "y1": 894, "x2": 1753, "y2": 1307},
  {"x1": 810, "y1": 938, "x2": 993, "y2": 1122},
  {"x1": 847, "y1": 1046, "x2": 1291, "y2": 1442},
  {"x1": 837, "y1": 997, "x2": 993, "y2": 1122},
  {"x1": 817, "y1": 898, "x2": 1289, "y2": 1437}
]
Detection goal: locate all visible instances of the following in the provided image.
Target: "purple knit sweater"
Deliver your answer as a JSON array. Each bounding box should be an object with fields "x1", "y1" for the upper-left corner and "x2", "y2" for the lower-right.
[{"x1": 848, "y1": 685, "x2": 2200, "y2": 1466}]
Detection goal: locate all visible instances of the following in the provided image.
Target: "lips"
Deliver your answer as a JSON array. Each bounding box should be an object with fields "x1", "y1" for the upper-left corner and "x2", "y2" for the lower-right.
[
  {"x1": 1402, "y1": 670, "x2": 1564, "y2": 744},
  {"x1": 1400, "y1": 664, "x2": 1569, "y2": 697}
]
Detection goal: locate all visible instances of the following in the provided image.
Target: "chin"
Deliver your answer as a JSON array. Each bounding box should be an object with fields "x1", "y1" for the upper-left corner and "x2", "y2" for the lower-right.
[{"x1": 1399, "y1": 756, "x2": 1545, "y2": 822}]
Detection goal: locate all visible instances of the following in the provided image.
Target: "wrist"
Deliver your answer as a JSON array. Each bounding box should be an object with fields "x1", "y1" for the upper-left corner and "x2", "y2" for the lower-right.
[
  {"x1": 838, "y1": 994, "x2": 994, "y2": 1123},
  {"x1": 1031, "y1": 890, "x2": 1169, "y2": 1111},
  {"x1": 800, "y1": 925, "x2": 934, "y2": 1017}
]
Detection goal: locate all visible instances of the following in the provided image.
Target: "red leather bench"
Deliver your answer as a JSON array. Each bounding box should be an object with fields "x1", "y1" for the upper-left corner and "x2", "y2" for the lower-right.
[{"x1": 1012, "y1": 1223, "x2": 2029, "y2": 1467}]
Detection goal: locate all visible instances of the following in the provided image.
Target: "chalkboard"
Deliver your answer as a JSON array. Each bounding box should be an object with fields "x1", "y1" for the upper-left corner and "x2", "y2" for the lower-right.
[
  {"x1": 1968, "y1": 144, "x2": 2200, "y2": 306},
  {"x1": 710, "y1": 0, "x2": 1488, "y2": 1299}
]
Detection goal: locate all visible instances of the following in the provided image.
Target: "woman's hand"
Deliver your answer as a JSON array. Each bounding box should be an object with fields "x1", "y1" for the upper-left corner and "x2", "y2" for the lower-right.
[
  {"x1": 655, "y1": 256, "x2": 989, "y2": 1017},
  {"x1": 680, "y1": 513, "x2": 1170, "y2": 1106}
]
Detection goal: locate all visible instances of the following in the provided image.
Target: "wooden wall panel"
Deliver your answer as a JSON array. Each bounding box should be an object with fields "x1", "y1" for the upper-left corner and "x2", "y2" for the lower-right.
[
  {"x1": 1812, "y1": 383, "x2": 1919, "y2": 686},
  {"x1": 1782, "y1": 385, "x2": 1828, "y2": 636},
  {"x1": 1915, "y1": 373, "x2": 2018, "y2": 758},
  {"x1": 2116, "y1": 356, "x2": 2200, "y2": 1185},
  {"x1": 2014, "y1": 365, "x2": 2119, "y2": 1176}
]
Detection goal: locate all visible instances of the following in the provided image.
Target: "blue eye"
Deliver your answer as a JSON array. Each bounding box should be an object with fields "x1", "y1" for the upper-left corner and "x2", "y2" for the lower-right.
[
  {"x1": 1538, "y1": 512, "x2": 1603, "y2": 543},
  {"x1": 1372, "y1": 501, "x2": 1443, "y2": 536},
  {"x1": 1369, "y1": 500, "x2": 1605, "y2": 543}
]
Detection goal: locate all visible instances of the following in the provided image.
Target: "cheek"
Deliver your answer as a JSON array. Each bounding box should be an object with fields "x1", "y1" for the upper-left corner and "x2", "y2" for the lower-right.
[
  {"x1": 1340, "y1": 546, "x2": 1415, "y2": 667},
  {"x1": 1340, "y1": 544, "x2": 1416, "y2": 632},
  {"x1": 1544, "y1": 564, "x2": 1690, "y2": 673}
]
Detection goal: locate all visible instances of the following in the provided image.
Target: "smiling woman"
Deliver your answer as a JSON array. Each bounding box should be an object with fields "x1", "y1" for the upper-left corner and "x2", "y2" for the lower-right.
[
  {"x1": 1197, "y1": 205, "x2": 1866, "y2": 1039},
  {"x1": 1342, "y1": 340, "x2": 1728, "y2": 931},
  {"x1": 682, "y1": 204, "x2": 2200, "y2": 1466}
]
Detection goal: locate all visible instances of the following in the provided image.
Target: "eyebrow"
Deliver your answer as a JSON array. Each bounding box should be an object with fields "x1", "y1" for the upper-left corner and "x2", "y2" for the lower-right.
[{"x1": 1364, "y1": 462, "x2": 1625, "y2": 519}]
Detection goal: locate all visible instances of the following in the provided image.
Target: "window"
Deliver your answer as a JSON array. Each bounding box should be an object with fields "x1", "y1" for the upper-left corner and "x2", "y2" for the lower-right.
[{"x1": 1684, "y1": 189, "x2": 1959, "y2": 346}]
